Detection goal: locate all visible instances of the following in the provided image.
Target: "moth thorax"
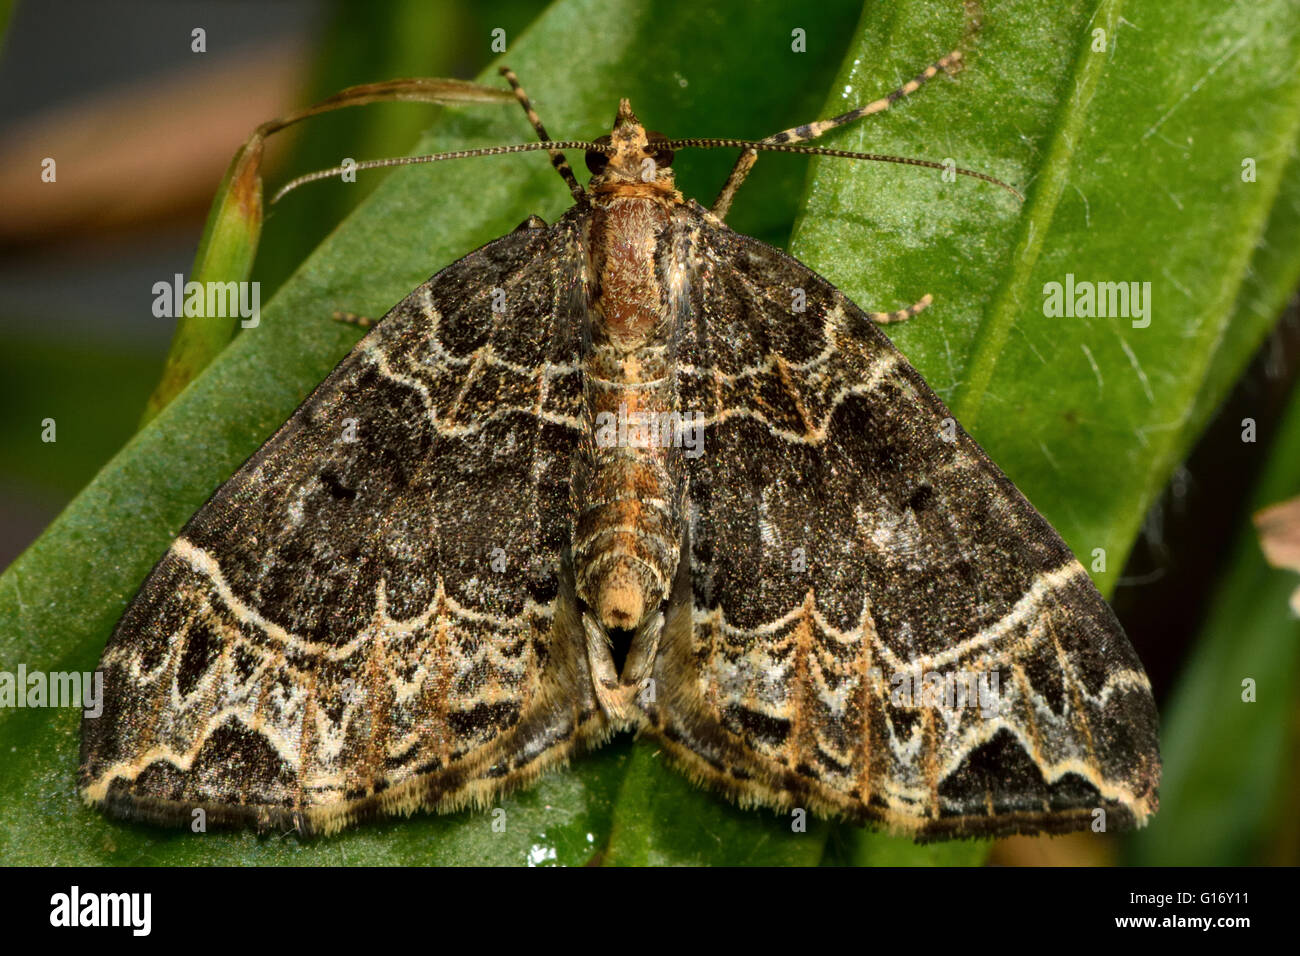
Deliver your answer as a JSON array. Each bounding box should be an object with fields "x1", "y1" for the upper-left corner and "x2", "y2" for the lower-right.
[{"x1": 589, "y1": 199, "x2": 670, "y2": 349}]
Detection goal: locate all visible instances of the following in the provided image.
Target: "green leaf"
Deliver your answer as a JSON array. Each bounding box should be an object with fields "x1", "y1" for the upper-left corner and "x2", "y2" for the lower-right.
[
  {"x1": 793, "y1": 0, "x2": 1300, "y2": 592},
  {"x1": 1125, "y1": 379, "x2": 1300, "y2": 865},
  {"x1": 3, "y1": 0, "x2": 1298, "y2": 866},
  {"x1": 138, "y1": 141, "x2": 262, "y2": 424},
  {"x1": 138, "y1": 0, "x2": 528, "y2": 424},
  {"x1": 0, "y1": 333, "x2": 160, "y2": 501},
  {"x1": 791, "y1": 0, "x2": 1300, "y2": 864},
  {"x1": 1184, "y1": 133, "x2": 1300, "y2": 450},
  {"x1": 0, "y1": 1, "x2": 16, "y2": 53}
]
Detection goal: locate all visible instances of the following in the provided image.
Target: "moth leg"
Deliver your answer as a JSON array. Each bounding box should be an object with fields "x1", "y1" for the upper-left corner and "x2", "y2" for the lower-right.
[
  {"x1": 499, "y1": 66, "x2": 585, "y2": 202},
  {"x1": 866, "y1": 292, "x2": 932, "y2": 325},
  {"x1": 331, "y1": 310, "x2": 377, "y2": 329},
  {"x1": 710, "y1": 48, "x2": 966, "y2": 220}
]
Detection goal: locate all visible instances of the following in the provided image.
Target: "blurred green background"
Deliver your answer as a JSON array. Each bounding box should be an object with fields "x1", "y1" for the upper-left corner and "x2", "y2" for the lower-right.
[{"x1": 0, "y1": 0, "x2": 1298, "y2": 866}]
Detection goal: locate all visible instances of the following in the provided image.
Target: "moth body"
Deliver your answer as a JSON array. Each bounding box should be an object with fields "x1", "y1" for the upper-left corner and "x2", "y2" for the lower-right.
[{"x1": 573, "y1": 102, "x2": 689, "y2": 711}]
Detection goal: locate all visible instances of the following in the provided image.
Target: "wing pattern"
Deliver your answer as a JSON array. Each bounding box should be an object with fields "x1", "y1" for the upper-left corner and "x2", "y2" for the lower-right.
[
  {"x1": 646, "y1": 206, "x2": 1160, "y2": 839},
  {"x1": 80, "y1": 218, "x2": 611, "y2": 834},
  {"x1": 81, "y1": 198, "x2": 1160, "y2": 841}
]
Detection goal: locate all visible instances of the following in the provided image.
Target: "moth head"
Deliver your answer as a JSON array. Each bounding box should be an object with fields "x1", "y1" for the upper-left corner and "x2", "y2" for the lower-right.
[{"x1": 585, "y1": 98, "x2": 675, "y2": 187}]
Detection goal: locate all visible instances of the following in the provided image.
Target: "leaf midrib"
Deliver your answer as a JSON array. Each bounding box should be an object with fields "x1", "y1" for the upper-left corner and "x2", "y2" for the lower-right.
[{"x1": 950, "y1": 0, "x2": 1124, "y2": 429}]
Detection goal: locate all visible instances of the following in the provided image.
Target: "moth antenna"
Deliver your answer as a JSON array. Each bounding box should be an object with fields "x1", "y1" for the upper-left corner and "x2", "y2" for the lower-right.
[
  {"x1": 271, "y1": 140, "x2": 614, "y2": 204},
  {"x1": 666, "y1": 138, "x2": 1023, "y2": 201}
]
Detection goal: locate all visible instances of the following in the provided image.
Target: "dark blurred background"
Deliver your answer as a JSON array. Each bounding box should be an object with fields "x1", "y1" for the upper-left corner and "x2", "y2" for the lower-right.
[{"x1": 0, "y1": 0, "x2": 548, "y2": 567}]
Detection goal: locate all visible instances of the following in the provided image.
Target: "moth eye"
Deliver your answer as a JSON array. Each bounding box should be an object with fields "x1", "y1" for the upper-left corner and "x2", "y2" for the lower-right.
[
  {"x1": 644, "y1": 129, "x2": 674, "y2": 168},
  {"x1": 586, "y1": 134, "x2": 613, "y2": 174}
]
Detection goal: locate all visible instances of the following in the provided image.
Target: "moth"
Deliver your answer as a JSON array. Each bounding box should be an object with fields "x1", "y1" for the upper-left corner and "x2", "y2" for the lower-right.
[{"x1": 81, "y1": 47, "x2": 1160, "y2": 840}]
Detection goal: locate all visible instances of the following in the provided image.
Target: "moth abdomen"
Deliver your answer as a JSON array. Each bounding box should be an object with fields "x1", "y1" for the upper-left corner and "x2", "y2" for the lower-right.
[{"x1": 572, "y1": 192, "x2": 689, "y2": 634}]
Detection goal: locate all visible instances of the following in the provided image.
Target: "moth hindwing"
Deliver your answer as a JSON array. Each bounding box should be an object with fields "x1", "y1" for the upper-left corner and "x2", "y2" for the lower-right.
[{"x1": 81, "y1": 52, "x2": 1159, "y2": 841}]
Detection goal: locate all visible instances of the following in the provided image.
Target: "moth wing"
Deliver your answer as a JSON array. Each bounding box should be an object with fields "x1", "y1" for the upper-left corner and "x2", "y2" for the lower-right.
[
  {"x1": 647, "y1": 210, "x2": 1160, "y2": 839},
  {"x1": 80, "y1": 217, "x2": 606, "y2": 835}
]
